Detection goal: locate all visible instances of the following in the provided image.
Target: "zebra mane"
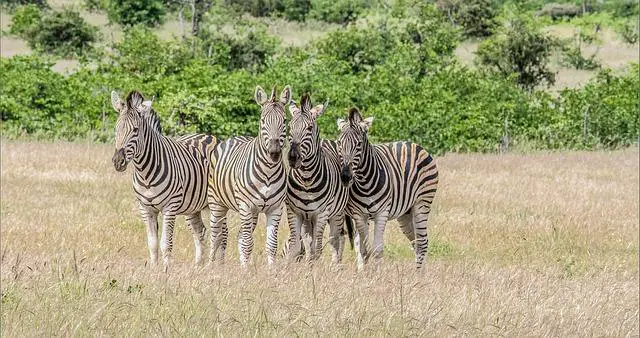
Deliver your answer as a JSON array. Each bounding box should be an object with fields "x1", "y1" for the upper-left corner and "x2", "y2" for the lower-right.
[
  {"x1": 348, "y1": 107, "x2": 362, "y2": 126},
  {"x1": 124, "y1": 90, "x2": 162, "y2": 133}
]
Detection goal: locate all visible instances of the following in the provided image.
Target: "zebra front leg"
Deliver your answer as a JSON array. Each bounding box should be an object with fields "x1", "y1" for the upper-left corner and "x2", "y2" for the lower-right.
[
  {"x1": 327, "y1": 214, "x2": 346, "y2": 264},
  {"x1": 265, "y1": 206, "x2": 283, "y2": 266},
  {"x1": 208, "y1": 203, "x2": 229, "y2": 264},
  {"x1": 312, "y1": 213, "x2": 329, "y2": 261},
  {"x1": 372, "y1": 211, "x2": 390, "y2": 268},
  {"x1": 140, "y1": 206, "x2": 159, "y2": 267},
  {"x1": 351, "y1": 214, "x2": 369, "y2": 271},
  {"x1": 237, "y1": 206, "x2": 256, "y2": 267},
  {"x1": 160, "y1": 213, "x2": 176, "y2": 273},
  {"x1": 301, "y1": 220, "x2": 314, "y2": 262},
  {"x1": 285, "y1": 207, "x2": 303, "y2": 262},
  {"x1": 413, "y1": 201, "x2": 432, "y2": 270},
  {"x1": 185, "y1": 213, "x2": 206, "y2": 266}
]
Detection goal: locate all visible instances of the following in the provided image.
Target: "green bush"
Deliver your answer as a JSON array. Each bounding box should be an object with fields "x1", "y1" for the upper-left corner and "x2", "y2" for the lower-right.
[
  {"x1": 617, "y1": 20, "x2": 639, "y2": 44},
  {"x1": 0, "y1": 0, "x2": 47, "y2": 9},
  {"x1": 308, "y1": 0, "x2": 369, "y2": 24},
  {"x1": 437, "y1": 0, "x2": 498, "y2": 37},
  {"x1": 199, "y1": 21, "x2": 280, "y2": 72},
  {"x1": 84, "y1": 0, "x2": 109, "y2": 12},
  {"x1": 108, "y1": 0, "x2": 165, "y2": 27},
  {"x1": 27, "y1": 9, "x2": 98, "y2": 57},
  {"x1": 9, "y1": 4, "x2": 41, "y2": 37},
  {"x1": 223, "y1": 0, "x2": 284, "y2": 17},
  {"x1": 282, "y1": 0, "x2": 311, "y2": 21},
  {"x1": 560, "y1": 36, "x2": 600, "y2": 70},
  {"x1": 476, "y1": 16, "x2": 557, "y2": 91}
]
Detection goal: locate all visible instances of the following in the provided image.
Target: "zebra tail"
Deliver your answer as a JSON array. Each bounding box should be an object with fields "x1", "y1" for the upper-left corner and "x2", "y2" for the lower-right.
[{"x1": 345, "y1": 215, "x2": 355, "y2": 250}]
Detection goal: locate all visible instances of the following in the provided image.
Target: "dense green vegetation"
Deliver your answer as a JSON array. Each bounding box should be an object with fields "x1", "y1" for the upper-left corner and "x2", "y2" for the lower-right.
[{"x1": 0, "y1": 0, "x2": 638, "y2": 153}]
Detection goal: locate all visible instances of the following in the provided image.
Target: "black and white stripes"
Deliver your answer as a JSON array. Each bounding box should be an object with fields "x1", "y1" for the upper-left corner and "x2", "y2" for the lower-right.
[
  {"x1": 284, "y1": 94, "x2": 350, "y2": 263},
  {"x1": 337, "y1": 108, "x2": 439, "y2": 270},
  {"x1": 111, "y1": 90, "x2": 217, "y2": 272},
  {"x1": 207, "y1": 85, "x2": 291, "y2": 266}
]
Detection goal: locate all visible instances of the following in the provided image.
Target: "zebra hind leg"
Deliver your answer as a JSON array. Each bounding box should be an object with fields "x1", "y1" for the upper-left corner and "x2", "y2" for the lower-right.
[
  {"x1": 396, "y1": 211, "x2": 415, "y2": 251},
  {"x1": 412, "y1": 200, "x2": 433, "y2": 270},
  {"x1": 185, "y1": 212, "x2": 206, "y2": 266}
]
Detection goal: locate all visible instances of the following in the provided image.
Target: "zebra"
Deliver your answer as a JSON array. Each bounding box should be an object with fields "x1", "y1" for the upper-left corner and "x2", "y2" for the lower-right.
[
  {"x1": 337, "y1": 107, "x2": 439, "y2": 270},
  {"x1": 285, "y1": 94, "x2": 351, "y2": 263},
  {"x1": 111, "y1": 90, "x2": 217, "y2": 272},
  {"x1": 207, "y1": 85, "x2": 291, "y2": 267}
]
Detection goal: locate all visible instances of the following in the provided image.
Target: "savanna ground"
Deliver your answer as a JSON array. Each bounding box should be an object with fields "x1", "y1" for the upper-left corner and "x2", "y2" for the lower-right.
[{"x1": 0, "y1": 140, "x2": 638, "y2": 336}]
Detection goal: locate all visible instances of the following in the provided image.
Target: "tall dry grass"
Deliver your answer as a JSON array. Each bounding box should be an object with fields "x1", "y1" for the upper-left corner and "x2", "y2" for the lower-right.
[{"x1": 1, "y1": 140, "x2": 638, "y2": 336}]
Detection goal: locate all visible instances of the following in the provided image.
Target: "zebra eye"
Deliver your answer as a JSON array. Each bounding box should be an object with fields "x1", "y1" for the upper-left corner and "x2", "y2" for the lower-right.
[
  {"x1": 132, "y1": 127, "x2": 139, "y2": 133},
  {"x1": 306, "y1": 125, "x2": 313, "y2": 131}
]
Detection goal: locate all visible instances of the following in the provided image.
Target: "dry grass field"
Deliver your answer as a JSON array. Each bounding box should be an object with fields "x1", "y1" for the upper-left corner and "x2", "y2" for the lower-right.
[{"x1": 0, "y1": 140, "x2": 638, "y2": 336}]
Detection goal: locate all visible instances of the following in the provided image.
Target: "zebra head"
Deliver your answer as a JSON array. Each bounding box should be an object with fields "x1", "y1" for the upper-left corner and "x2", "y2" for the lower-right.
[
  {"x1": 111, "y1": 90, "x2": 153, "y2": 172},
  {"x1": 255, "y1": 85, "x2": 292, "y2": 162},
  {"x1": 337, "y1": 107, "x2": 374, "y2": 187},
  {"x1": 288, "y1": 94, "x2": 328, "y2": 169}
]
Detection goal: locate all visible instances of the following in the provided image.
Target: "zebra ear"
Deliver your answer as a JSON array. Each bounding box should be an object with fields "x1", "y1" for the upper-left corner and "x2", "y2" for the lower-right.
[
  {"x1": 359, "y1": 116, "x2": 374, "y2": 131},
  {"x1": 141, "y1": 100, "x2": 152, "y2": 113},
  {"x1": 255, "y1": 86, "x2": 267, "y2": 105},
  {"x1": 348, "y1": 107, "x2": 362, "y2": 125},
  {"x1": 111, "y1": 91, "x2": 124, "y2": 112},
  {"x1": 310, "y1": 100, "x2": 328, "y2": 119},
  {"x1": 279, "y1": 85, "x2": 292, "y2": 105},
  {"x1": 289, "y1": 99, "x2": 301, "y2": 116},
  {"x1": 337, "y1": 118, "x2": 348, "y2": 130}
]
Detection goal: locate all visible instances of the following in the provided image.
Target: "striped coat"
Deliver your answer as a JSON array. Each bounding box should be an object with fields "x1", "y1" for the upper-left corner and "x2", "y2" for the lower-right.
[
  {"x1": 285, "y1": 94, "x2": 350, "y2": 263},
  {"x1": 337, "y1": 108, "x2": 438, "y2": 270},
  {"x1": 207, "y1": 85, "x2": 291, "y2": 266},
  {"x1": 111, "y1": 90, "x2": 217, "y2": 272}
]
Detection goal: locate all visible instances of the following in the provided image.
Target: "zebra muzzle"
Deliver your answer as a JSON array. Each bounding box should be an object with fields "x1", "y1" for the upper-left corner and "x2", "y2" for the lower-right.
[
  {"x1": 288, "y1": 143, "x2": 302, "y2": 169},
  {"x1": 340, "y1": 164, "x2": 353, "y2": 187},
  {"x1": 112, "y1": 148, "x2": 128, "y2": 172},
  {"x1": 268, "y1": 140, "x2": 282, "y2": 162}
]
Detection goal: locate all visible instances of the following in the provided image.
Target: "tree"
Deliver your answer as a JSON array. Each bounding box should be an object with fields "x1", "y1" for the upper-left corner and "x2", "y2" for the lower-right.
[{"x1": 476, "y1": 17, "x2": 557, "y2": 91}]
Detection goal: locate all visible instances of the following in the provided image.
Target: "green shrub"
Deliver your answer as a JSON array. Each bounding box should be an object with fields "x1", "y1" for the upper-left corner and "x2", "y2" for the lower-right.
[
  {"x1": 282, "y1": 0, "x2": 311, "y2": 21},
  {"x1": 223, "y1": 0, "x2": 284, "y2": 17},
  {"x1": 560, "y1": 35, "x2": 600, "y2": 70},
  {"x1": 84, "y1": 0, "x2": 109, "y2": 12},
  {"x1": 308, "y1": 0, "x2": 368, "y2": 25},
  {"x1": 9, "y1": 4, "x2": 41, "y2": 37},
  {"x1": 0, "y1": 0, "x2": 47, "y2": 9},
  {"x1": 617, "y1": 20, "x2": 639, "y2": 44},
  {"x1": 437, "y1": 0, "x2": 498, "y2": 37},
  {"x1": 108, "y1": 0, "x2": 165, "y2": 27},
  {"x1": 27, "y1": 9, "x2": 98, "y2": 57},
  {"x1": 199, "y1": 21, "x2": 279, "y2": 71},
  {"x1": 476, "y1": 16, "x2": 557, "y2": 91}
]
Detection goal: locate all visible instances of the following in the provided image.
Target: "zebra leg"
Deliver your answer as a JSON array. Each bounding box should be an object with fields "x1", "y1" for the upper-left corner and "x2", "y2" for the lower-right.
[
  {"x1": 397, "y1": 211, "x2": 416, "y2": 250},
  {"x1": 185, "y1": 212, "x2": 206, "y2": 266},
  {"x1": 351, "y1": 214, "x2": 369, "y2": 271},
  {"x1": 265, "y1": 206, "x2": 283, "y2": 266},
  {"x1": 301, "y1": 220, "x2": 314, "y2": 262},
  {"x1": 313, "y1": 213, "x2": 329, "y2": 261},
  {"x1": 285, "y1": 207, "x2": 303, "y2": 262},
  {"x1": 208, "y1": 203, "x2": 229, "y2": 264},
  {"x1": 372, "y1": 211, "x2": 390, "y2": 267},
  {"x1": 237, "y1": 205, "x2": 256, "y2": 267},
  {"x1": 160, "y1": 213, "x2": 176, "y2": 273},
  {"x1": 327, "y1": 213, "x2": 346, "y2": 264},
  {"x1": 140, "y1": 206, "x2": 159, "y2": 267},
  {"x1": 413, "y1": 200, "x2": 432, "y2": 270}
]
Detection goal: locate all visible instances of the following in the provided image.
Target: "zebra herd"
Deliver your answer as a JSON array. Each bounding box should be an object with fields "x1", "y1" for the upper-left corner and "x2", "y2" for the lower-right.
[{"x1": 111, "y1": 85, "x2": 438, "y2": 272}]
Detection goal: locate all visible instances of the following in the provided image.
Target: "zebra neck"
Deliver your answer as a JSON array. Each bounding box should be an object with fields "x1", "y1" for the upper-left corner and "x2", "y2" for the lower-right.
[
  {"x1": 252, "y1": 138, "x2": 283, "y2": 172},
  {"x1": 294, "y1": 148, "x2": 324, "y2": 182},
  {"x1": 353, "y1": 141, "x2": 379, "y2": 184},
  {"x1": 132, "y1": 128, "x2": 169, "y2": 187}
]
